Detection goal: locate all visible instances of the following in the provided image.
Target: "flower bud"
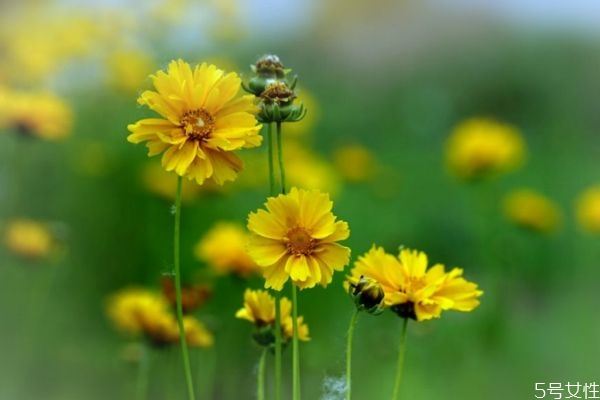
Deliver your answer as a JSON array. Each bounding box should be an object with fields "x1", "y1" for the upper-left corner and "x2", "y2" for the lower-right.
[
  {"x1": 349, "y1": 276, "x2": 385, "y2": 315},
  {"x1": 252, "y1": 324, "x2": 276, "y2": 348}
]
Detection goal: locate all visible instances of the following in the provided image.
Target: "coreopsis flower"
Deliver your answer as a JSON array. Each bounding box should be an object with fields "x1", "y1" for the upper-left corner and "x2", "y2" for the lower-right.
[
  {"x1": 333, "y1": 144, "x2": 378, "y2": 183},
  {"x1": 348, "y1": 246, "x2": 482, "y2": 321},
  {"x1": 194, "y1": 222, "x2": 258, "y2": 277},
  {"x1": 235, "y1": 289, "x2": 310, "y2": 346},
  {"x1": 127, "y1": 60, "x2": 262, "y2": 185},
  {"x1": 4, "y1": 219, "x2": 54, "y2": 260},
  {"x1": 106, "y1": 287, "x2": 213, "y2": 347},
  {"x1": 0, "y1": 87, "x2": 72, "y2": 140},
  {"x1": 576, "y1": 185, "x2": 600, "y2": 233},
  {"x1": 503, "y1": 189, "x2": 561, "y2": 233},
  {"x1": 182, "y1": 316, "x2": 214, "y2": 348},
  {"x1": 445, "y1": 118, "x2": 525, "y2": 181},
  {"x1": 247, "y1": 187, "x2": 351, "y2": 290},
  {"x1": 346, "y1": 276, "x2": 385, "y2": 315}
]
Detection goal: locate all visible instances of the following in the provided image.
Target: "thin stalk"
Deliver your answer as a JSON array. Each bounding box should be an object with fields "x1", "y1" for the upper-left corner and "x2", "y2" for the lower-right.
[
  {"x1": 173, "y1": 176, "x2": 196, "y2": 400},
  {"x1": 136, "y1": 343, "x2": 150, "y2": 400},
  {"x1": 291, "y1": 283, "x2": 300, "y2": 400},
  {"x1": 268, "y1": 122, "x2": 283, "y2": 400},
  {"x1": 267, "y1": 123, "x2": 276, "y2": 196},
  {"x1": 345, "y1": 309, "x2": 360, "y2": 400},
  {"x1": 391, "y1": 318, "x2": 409, "y2": 400},
  {"x1": 257, "y1": 348, "x2": 267, "y2": 400},
  {"x1": 276, "y1": 122, "x2": 286, "y2": 194}
]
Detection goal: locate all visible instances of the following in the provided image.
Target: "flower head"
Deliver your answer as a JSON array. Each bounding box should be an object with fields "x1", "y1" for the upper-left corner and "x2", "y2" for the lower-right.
[
  {"x1": 576, "y1": 185, "x2": 600, "y2": 233},
  {"x1": 194, "y1": 222, "x2": 258, "y2": 277},
  {"x1": 503, "y1": 189, "x2": 561, "y2": 233},
  {"x1": 348, "y1": 246, "x2": 482, "y2": 321},
  {"x1": 0, "y1": 87, "x2": 72, "y2": 140},
  {"x1": 247, "y1": 188, "x2": 351, "y2": 290},
  {"x1": 445, "y1": 118, "x2": 525, "y2": 181},
  {"x1": 235, "y1": 289, "x2": 310, "y2": 345},
  {"x1": 127, "y1": 60, "x2": 262, "y2": 185},
  {"x1": 106, "y1": 287, "x2": 213, "y2": 348},
  {"x1": 4, "y1": 219, "x2": 54, "y2": 260}
]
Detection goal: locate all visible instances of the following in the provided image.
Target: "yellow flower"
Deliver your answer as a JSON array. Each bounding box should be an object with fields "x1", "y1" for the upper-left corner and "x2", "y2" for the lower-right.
[
  {"x1": 106, "y1": 49, "x2": 155, "y2": 93},
  {"x1": 576, "y1": 185, "x2": 600, "y2": 233},
  {"x1": 183, "y1": 316, "x2": 214, "y2": 348},
  {"x1": 107, "y1": 287, "x2": 213, "y2": 347},
  {"x1": 348, "y1": 246, "x2": 482, "y2": 321},
  {"x1": 141, "y1": 163, "x2": 201, "y2": 203},
  {"x1": 194, "y1": 222, "x2": 258, "y2": 277},
  {"x1": 127, "y1": 60, "x2": 262, "y2": 185},
  {"x1": 4, "y1": 219, "x2": 54, "y2": 259},
  {"x1": 333, "y1": 144, "x2": 378, "y2": 183},
  {"x1": 247, "y1": 188, "x2": 351, "y2": 290},
  {"x1": 503, "y1": 189, "x2": 561, "y2": 233},
  {"x1": 0, "y1": 87, "x2": 72, "y2": 140},
  {"x1": 445, "y1": 118, "x2": 525, "y2": 180},
  {"x1": 235, "y1": 289, "x2": 310, "y2": 341}
]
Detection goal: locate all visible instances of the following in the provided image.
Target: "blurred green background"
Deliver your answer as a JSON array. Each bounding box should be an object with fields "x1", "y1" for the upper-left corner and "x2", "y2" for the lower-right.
[{"x1": 1, "y1": 1, "x2": 600, "y2": 399}]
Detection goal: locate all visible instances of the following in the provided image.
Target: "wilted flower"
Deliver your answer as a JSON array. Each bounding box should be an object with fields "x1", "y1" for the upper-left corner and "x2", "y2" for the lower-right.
[
  {"x1": 576, "y1": 185, "x2": 600, "y2": 233},
  {"x1": 445, "y1": 118, "x2": 525, "y2": 181},
  {"x1": 247, "y1": 188, "x2": 351, "y2": 290},
  {"x1": 503, "y1": 189, "x2": 562, "y2": 234},
  {"x1": 4, "y1": 219, "x2": 54, "y2": 260},
  {"x1": 346, "y1": 276, "x2": 385, "y2": 315},
  {"x1": 194, "y1": 222, "x2": 258, "y2": 277},
  {"x1": 235, "y1": 289, "x2": 310, "y2": 346},
  {"x1": 348, "y1": 246, "x2": 482, "y2": 321},
  {"x1": 0, "y1": 87, "x2": 72, "y2": 140},
  {"x1": 127, "y1": 60, "x2": 262, "y2": 185}
]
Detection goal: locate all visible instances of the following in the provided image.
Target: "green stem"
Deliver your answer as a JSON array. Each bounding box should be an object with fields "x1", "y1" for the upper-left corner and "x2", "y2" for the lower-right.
[
  {"x1": 136, "y1": 343, "x2": 150, "y2": 400},
  {"x1": 276, "y1": 122, "x2": 286, "y2": 194},
  {"x1": 267, "y1": 123, "x2": 276, "y2": 196},
  {"x1": 345, "y1": 309, "x2": 359, "y2": 400},
  {"x1": 291, "y1": 283, "x2": 300, "y2": 400},
  {"x1": 391, "y1": 318, "x2": 409, "y2": 400},
  {"x1": 257, "y1": 348, "x2": 267, "y2": 400},
  {"x1": 174, "y1": 176, "x2": 196, "y2": 400}
]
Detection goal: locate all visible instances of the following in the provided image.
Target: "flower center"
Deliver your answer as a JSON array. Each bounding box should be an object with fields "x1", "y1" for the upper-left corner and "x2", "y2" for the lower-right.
[
  {"x1": 402, "y1": 276, "x2": 427, "y2": 293},
  {"x1": 180, "y1": 109, "x2": 214, "y2": 141},
  {"x1": 285, "y1": 227, "x2": 315, "y2": 256}
]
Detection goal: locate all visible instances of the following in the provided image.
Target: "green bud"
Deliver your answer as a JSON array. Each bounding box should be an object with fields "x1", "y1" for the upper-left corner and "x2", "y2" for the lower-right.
[
  {"x1": 252, "y1": 324, "x2": 276, "y2": 347},
  {"x1": 349, "y1": 276, "x2": 385, "y2": 315}
]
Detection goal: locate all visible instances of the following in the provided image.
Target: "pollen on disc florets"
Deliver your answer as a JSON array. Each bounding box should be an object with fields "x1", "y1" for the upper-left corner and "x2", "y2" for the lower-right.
[
  {"x1": 180, "y1": 109, "x2": 214, "y2": 141},
  {"x1": 285, "y1": 227, "x2": 316, "y2": 256}
]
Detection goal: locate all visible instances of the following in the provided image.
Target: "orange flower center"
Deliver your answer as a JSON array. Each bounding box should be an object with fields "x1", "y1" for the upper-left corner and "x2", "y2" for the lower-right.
[
  {"x1": 180, "y1": 109, "x2": 214, "y2": 141},
  {"x1": 402, "y1": 276, "x2": 427, "y2": 294},
  {"x1": 285, "y1": 227, "x2": 315, "y2": 256}
]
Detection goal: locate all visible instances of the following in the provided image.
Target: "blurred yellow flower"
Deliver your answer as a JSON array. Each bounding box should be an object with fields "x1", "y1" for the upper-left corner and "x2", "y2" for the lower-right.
[
  {"x1": 141, "y1": 163, "x2": 201, "y2": 203},
  {"x1": 445, "y1": 118, "x2": 525, "y2": 180},
  {"x1": 333, "y1": 144, "x2": 378, "y2": 183},
  {"x1": 194, "y1": 222, "x2": 258, "y2": 277},
  {"x1": 576, "y1": 185, "x2": 600, "y2": 233},
  {"x1": 107, "y1": 287, "x2": 213, "y2": 347},
  {"x1": 0, "y1": 87, "x2": 72, "y2": 140},
  {"x1": 247, "y1": 188, "x2": 351, "y2": 290},
  {"x1": 503, "y1": 189, "x2": 561, "y2": 233},
  {"x1": 235, "y1": 289, "x2": 310, "y2": 341},
  {"x1": 285, "y1": 141, "x2": 342, "y2": 195},
  {"x1": 106, "y1": 49, "x2": 154, "y2": 93},
  {"x1": 4, "y1": 219, "x2": 54, "y2": 260},
  {"x1": 348, "y1": 246, "x2": 482, "y2": 321},
  {"x1": 284, "y1": 88, "x2": 318, "y2": 137},
  {"x1": 127, "y1": 60, "x2": 262, "y2": 185},
  {"x1": 183, "y1": 316, "x2": 214, "y2": 348}
]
